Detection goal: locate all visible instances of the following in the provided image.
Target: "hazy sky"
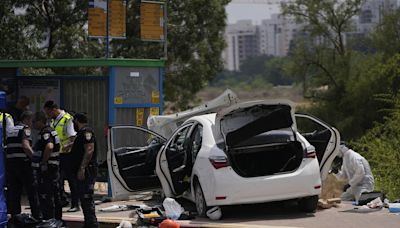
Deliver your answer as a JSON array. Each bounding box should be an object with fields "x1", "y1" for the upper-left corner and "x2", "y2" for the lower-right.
[{"x1": 226, "y1": 2, "x2": 281, "y2": 24}]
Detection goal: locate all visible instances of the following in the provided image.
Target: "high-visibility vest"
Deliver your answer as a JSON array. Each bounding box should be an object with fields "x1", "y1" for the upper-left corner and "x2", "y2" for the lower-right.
[
  {"x1": 0, "y1": 112, "x2": 13, "y2": 145},
  {"x1": 0, "y1": 112, "x2": 13, "y2": 123},
  {"x1": 51, "y1": 112, "x2": 73, "y2": 153}
]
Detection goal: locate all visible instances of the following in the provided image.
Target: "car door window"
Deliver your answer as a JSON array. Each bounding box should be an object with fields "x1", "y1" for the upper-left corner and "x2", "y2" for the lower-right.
[
  {"x1": 110, "y1": 126, "x2": 166, "y2": 191},
  {"x1": 190, "y1": 124, "x2": 203, "y2": 164},
  {"x1": 166, "y1": 124, "x2": 192, "y2": 173},
  {"x1": 296, "y1": 116, "x2": 332, "y2": 163}
]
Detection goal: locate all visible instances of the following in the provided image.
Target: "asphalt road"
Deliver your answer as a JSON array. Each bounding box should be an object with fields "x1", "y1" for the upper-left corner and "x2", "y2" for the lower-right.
[
  {"x1": 181, "y1": 200, "x2": 400, "y2": 228},
  {"x1": 20, "y1": 193, "x2": 400, "y2": 227}
]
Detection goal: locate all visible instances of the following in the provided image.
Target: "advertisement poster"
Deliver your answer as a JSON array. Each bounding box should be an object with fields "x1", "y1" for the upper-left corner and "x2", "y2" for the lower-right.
[{"x1": 18, "y1": 79, "x2": 60, "y2": 113}]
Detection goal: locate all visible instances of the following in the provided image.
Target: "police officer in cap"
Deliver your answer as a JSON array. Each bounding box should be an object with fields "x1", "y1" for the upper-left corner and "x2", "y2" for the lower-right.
[
  {"x1": 6, "y1": 111, "x2": 40, "y2": 219},
  {"x1": 32, "y1": 111, "x2": 62, "y2": 221},
  {"x1": 70, "y1": 112, "x2": 98, "y2": 228}
]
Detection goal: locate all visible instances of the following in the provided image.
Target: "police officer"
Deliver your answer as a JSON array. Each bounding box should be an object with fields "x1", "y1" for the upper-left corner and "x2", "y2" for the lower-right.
[
  {"x1": 32, "y1": 111, "x2": 62, "y2": 221},
  {"x1": 43, "y1": 100, "x2": 79, "y2": 212},
  {"x1": 0, "y1": 111, "x2": 14, "y2": 144},
  {"x1": 5, "y1": 111, "x2": 40, "y2": 219},
  {"x1": 70, "y1": 113, "x2": 98, "y2": 228}
]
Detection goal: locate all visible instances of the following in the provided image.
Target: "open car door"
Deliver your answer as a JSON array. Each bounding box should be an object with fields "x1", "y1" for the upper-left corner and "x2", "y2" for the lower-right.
[
  {"x1": 156, "y1": 123, "x2": 196, "y2": 197},
  {"x1": 107, "y1": 126, "x2": 167, "y2": 200},
  {"x1": 295, "y1": 113, "x2": 340, "y2": 180}
]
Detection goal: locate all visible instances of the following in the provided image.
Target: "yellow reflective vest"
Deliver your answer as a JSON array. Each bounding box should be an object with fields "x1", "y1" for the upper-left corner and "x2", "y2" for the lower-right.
[{"x1": 51, "y1": 112, "x2": 73, "y2": 153}]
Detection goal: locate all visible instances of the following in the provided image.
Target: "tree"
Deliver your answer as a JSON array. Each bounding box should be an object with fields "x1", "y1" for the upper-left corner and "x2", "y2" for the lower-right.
[
  {"x1": 112, "y1": 0, "x2": 231, "y2": 109},
  {"x1": 371, "y1": 9, "x2": 400, "y2": 59},
  {"x1": 0, "y1": 1, "x2": 33, "y2": 59},
  {"x1": 13, "y1": 0, "x2": 103, "y2": 60},
  {"x1": 282, "y1": 0, "x2": 364, "y2": 95}
]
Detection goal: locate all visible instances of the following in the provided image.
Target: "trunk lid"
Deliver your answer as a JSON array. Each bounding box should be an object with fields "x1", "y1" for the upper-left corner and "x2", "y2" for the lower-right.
[{"x1": 215, "y1": 100, "x2": 295, "y2": 148}]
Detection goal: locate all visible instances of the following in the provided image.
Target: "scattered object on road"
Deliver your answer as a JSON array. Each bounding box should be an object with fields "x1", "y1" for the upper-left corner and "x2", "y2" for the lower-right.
[
  {"x1": 327, "y1": 198, "x2": 341, "y2": 204},
  {"x1": 159, "y1": 219, "x2": 180, "y2": 228},
  {"x1": 36, "y1": 218, "x2": 64, "y2": 228},
  {"x1": 318, "y1": 199, "x2": 332, "y2": 209},
  {"x1": 318, "y1": 198, "x2": 341, "y2": 209},
  {"x1": 136, "y1": 206, "x2": 166, "y2": 226},
  {"x1": 367, "y1": 197, "x2": 383, "y2": 209},
  {"x1": 8, "y1": 213, "x2": 41, "y2": 227},
  {"x1": 320, "y1": 174, "x2": 346, "y2": 200},
  {"x1": 206, "y1": 206, "x2": 222, "y2": 220},
  {"x1": 388, "y1": 203, "x2": 400, "y2": 213},
  {"x1": 99, "y1": 205, "x2": 140, "y2": 212},
  {"x1": 163, "y1": 198, "x2": 184, "y2": 220},
  {"x1": 358, "y1": 191, "x2": 385, "y2": 206},
  {"x1": 116, "y1": 220, "x2": 133, "y2": 228}
]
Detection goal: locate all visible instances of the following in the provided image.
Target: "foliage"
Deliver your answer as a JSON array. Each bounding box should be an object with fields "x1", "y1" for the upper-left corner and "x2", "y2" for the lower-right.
[
  {"x1": 371, "y1": 9, "x2": 400, "y2": 59},
  {"x1": 1, "y1": 0, "x2": 230, "y2": 109},
  {"x1": 212, "y1": 55, "x2": 292, "y2": 89},
  {"x1": 0, "y1": 1, "x2": 33, "y2": 59},
  {"x1": 352, "y1": 96, "x2": 400, "y2": 200},
  {"x1": 112, "y1": 0, "x2": 231, "y2": 110}
]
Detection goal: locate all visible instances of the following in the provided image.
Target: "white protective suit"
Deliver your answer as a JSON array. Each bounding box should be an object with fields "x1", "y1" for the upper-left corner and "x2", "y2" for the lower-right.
[{"x1": 334, "y1": 145, "x2": 374, "y2": 202}]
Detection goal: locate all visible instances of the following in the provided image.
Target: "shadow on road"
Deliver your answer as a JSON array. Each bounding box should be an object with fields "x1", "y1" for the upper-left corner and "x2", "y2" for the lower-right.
[{"x1": 177, "y1": 198, "x2": 315, "y2": 223}]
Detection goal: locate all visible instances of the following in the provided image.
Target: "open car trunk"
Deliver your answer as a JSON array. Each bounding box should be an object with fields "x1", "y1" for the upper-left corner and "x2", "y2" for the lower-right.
[
  {"x1": 216, "y1": 101, "x2": 303, "y2": 178},
  {"x1": 228, "y1": 131, "x2": 304, "y2": 177}
]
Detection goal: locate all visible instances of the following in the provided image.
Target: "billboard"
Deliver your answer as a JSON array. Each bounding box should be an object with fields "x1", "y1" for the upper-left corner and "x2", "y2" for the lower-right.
[
  {"x1": 88, "y1": 0, "x2": 126, "y2": 38},
  {"x1": 140, "y1": 1, "x2": 165, "y2": 42}
]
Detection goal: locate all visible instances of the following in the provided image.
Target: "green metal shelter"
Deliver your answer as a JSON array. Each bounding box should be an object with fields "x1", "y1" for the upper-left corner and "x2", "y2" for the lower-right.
[{"x1": 0, "y1": 58, "x2": 164, "y2": 165}]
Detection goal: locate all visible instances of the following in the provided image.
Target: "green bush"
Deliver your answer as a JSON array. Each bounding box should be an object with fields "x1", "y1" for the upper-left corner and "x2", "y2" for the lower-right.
[{"x1": 353, "y1": 103, "x2": 400, "y2": 200}]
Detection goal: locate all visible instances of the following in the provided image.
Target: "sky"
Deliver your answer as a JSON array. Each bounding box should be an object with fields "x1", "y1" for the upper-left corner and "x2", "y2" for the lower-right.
[{"x1": 226, "y1": 2, "x2": 281, "y2": 25}]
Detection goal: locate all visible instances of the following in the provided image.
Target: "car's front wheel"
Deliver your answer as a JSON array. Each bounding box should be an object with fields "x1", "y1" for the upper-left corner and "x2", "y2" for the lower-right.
[
  {"x1": 298, "y1": 195, "x2": 319, "y2": 213},
  {"x1": 194, "y1": 180, "x2": 208, "y2": 217}
]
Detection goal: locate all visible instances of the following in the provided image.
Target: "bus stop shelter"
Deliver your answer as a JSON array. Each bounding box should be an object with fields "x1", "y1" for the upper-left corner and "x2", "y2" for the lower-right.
[{"x1": 0, "y1": 58, "x2": 164, "y2": 165}]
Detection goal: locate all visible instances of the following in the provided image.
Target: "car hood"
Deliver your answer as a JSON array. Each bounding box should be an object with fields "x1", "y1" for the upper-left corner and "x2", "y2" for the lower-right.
[
  {"x1": 215, "y1": 100, "x2": 295, "y2": 147},
  {"x1": 147, "y1": 89, "x2": 239, "y2": 138}
]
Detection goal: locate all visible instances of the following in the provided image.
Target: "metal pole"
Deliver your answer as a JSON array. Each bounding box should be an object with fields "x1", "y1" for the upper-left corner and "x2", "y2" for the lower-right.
[
  {"x1": 163, "y1": 1, "x2": 168, "y2": 60},
  {"x1": 106, "y1": 0, "x2": 110, "y2": 58}
]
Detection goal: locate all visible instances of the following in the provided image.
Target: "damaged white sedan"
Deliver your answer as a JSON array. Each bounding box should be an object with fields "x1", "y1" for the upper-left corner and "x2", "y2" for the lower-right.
[{"x1": 107, "y1": 96, "x2": 340, "y2": 216}]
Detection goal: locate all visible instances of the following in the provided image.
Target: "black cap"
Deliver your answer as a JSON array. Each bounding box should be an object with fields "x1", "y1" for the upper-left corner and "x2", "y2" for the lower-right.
[
  {"x1": 74, "y1": 112, "x2": 88, "y2": 124},
  {"x1": 43, "y1": 100, "x2": 58, "y2": 109}
]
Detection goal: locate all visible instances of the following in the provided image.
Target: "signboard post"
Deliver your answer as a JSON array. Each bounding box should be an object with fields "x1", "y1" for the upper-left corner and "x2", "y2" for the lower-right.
[
  {"x1": 89, "y1": 0, "x2": 127, "y2": 58},
  {"x1": 140, "y1": 1, "x2": 166, "y2": 42}
]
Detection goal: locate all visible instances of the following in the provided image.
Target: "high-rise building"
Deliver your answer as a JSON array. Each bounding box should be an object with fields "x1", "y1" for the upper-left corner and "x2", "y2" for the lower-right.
[
  {"x1": 357, "y1": 0, "x2": 397, "y2": 33},
  {"x1": 223, "y1": 16, "x2": 300, "y2": 71},
  {"x1": 223, "y1": 20, "x2": 258, "y2": 71}
]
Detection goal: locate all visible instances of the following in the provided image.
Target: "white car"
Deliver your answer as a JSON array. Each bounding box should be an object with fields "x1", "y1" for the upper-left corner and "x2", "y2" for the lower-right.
[{"x1": 108, "y1": 98, "x2": 340, "y2": 216}]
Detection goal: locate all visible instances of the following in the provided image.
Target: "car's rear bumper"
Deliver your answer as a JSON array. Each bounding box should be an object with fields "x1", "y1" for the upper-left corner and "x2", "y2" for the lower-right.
[{"x1": 204, "y1": 159, "x2": 321, "y2": 206}]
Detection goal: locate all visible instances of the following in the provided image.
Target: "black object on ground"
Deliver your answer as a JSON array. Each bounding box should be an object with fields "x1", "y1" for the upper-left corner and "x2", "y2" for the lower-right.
[
  {"x1": 136, "y1": 206, "x2": 166, "y2": 226},
  {"x1": 358, "y1": 191, "x2": 385, "y2": 206}
]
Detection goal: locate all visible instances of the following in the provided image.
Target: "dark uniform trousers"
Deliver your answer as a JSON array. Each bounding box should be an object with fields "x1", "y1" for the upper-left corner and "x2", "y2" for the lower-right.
[
  {"x1": 37, "y1": 167, "x2": 62, "y2": 220},
  {"x1": 6, "y1": 159, "x2": 40, "y2": 218},
  {"x1": 76, "y1": 164, "x2": 98, "y2": 228}
]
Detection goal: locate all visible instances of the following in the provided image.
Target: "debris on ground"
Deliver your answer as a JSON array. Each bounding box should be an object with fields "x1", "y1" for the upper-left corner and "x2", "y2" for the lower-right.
[
  {"x1": 136, "y1": 206, "x2": 166, "y2": 226},
  {"x1": 116, "y1": 220, "x2": 133, "y2": 228},
  {"x1": 159, "y1": 219, "x2": 180, "y2": 228},
  {"x1": 163, "y1": 198, "x2": 184, "y2": 220},
  {"x1": 388, "y1": 203, "x2": 400, "y2": 213},
  {"x1": 367, "y1": 197, "x2": 383, "y2": 209},
  {"x1": 320, "y1": 174, "x2": 346, "y2": 200},
  {"x1": 206, "y1": 206, "x2": 222, "y2": 220},
  {"x1": 318, "y1": 198, "x2": 341, "y2": 209},
  {"x1": 99, "y1": 204, "x2": 140, "y2": 212}
]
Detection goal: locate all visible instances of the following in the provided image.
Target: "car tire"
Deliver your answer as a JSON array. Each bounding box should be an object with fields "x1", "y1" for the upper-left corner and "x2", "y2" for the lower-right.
[
  {"x1": 298, "y1": 195, "x2": 318, "y2": 213},
  {"x1": 194, "y1": 180, "x2": 208, "y2": 217}
]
